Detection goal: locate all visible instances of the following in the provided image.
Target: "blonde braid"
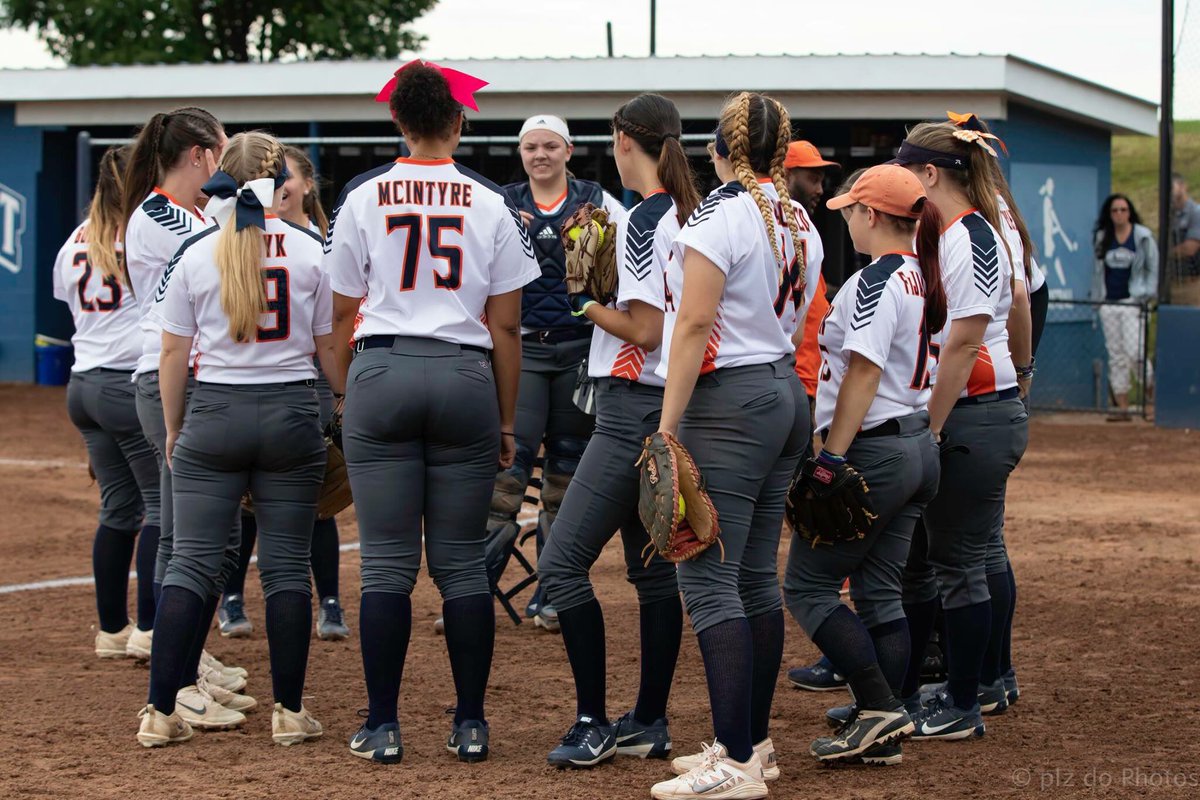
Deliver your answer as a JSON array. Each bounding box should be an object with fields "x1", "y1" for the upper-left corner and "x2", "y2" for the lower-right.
[
  {"x1": 257, "y1": 139, "x2": 284, "y2": 181},
  {"x1": 726, "y1": 93, "x2": 782, "y2": 265},
  {"x1": 769, "y1": 98, "x2": 805, "y2": 295}
]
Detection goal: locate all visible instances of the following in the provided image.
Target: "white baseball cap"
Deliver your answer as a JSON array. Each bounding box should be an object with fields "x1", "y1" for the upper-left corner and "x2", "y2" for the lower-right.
[{"x1": 519, "y1": 115, "x2": 571, "y2": 144}]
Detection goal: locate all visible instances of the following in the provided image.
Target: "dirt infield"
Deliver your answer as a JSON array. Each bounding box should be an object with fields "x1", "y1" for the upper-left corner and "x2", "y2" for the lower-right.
[{"x1": 1, "y1": 382, "x2": 1198, "y2": 799}]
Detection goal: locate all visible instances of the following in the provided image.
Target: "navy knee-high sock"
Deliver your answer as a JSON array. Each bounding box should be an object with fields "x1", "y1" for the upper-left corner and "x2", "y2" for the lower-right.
[
  {"x1": 265, "y1": 590, "x2": 311, "y2": 712},
  {"x1": 944, "y1": 601, "x2": 991, "y2": 710},
  {"x1": 981, "y1": 571, "x2": 1012, "y2": 685},
  {"x1": 135, "y1": 524, "x2": 160, "y2": 631},
  {"x1": 901, "y1": 597, "x2": 939, "y2": 698},
  {"x1": 443, "y1": 593, "x2": 495, "y2": 724},
  {"x1": 1002, "y1": 563, "x2": 1017, "y2": 674},
  {"x1": 697, "y1": 618, "x2": 754, "y2": 764},
  {"x1": 147, "y1": 586, "x2": 205, "y2": 713},
  {"x1": 309, "y1": 517, "x2": 340, "y2": 599},
  {"x1": 179, "y1": 594, "x2": 220, "y2": 690},
  {"x1": 93, "y1": 524, "x2": 136, "y2": 633},
  {"x1": 361, "y1": 592, "x2": 412, "y2": 729},
  {"x1": 225, "y1": 513, "x2": 257, "y2": 598},
  {"x1": 748, "y1": 609, "x2": 784, "y2": 744},
  {"x1": 869, "y1": 618, "x2": 910, "y2": 699},
  {"x1": 558, "y1": 599, "x2": 607, "y2": 722},
  {"x1": 634, "y1": 596, "x2": 682, "y2": 724},
  {"x1": 813, "y1": 606, "x2": 897, "y2": 711}
]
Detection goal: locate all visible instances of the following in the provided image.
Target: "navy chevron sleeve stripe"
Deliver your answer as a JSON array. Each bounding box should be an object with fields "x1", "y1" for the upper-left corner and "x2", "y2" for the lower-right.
[
  {"x1": 850, "y1": 254, "x2": 905, "y2": 331},
  {"x1": 962, "y1": 214, "x2": 1000, "y2": 297}
]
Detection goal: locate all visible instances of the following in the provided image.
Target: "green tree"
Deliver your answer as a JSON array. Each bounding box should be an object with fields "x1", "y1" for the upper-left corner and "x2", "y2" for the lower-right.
[{"x1": 1, "y1": 0, "x2": 439, "y2": 65}]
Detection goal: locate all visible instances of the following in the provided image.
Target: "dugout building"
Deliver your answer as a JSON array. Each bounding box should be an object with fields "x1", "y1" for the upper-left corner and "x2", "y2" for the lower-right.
[{"x1": 3, "y1": 53, "x2": 1183, "y2": 420}]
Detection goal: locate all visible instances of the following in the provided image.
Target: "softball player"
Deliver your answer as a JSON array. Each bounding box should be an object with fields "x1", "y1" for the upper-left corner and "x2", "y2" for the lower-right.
[
  {"x1": 326, "y1": 60, "x2": 537, "y2": 764},
  {"x1": 121, "y1": 108, "x2": 244, "y2": 676},
  {"x1": 890, "y1": 121, "x2": 1029, "y2": 740},
  {"x1": 536, "y1": 93, "x2": 698, "y2": 768},
  {"x1": 783, "y1": 165, "x2": 946, "y2": 765},
  {"x1": 219, "y1": 145, "x2": 350, "y2": 641},
  {"x1": 495, "y1": 114, "x2": 626, "y2": 632},
  {"x1": 137, "y1": 132, "x2": 338, "y2": 748},
  {"x1": 944, "y1": 112, "x2": 1038, "y2": 710},
  {"x1": 650, "y1": 92, "x2": 816, "y2": 800},
  {"x1": 53, "y1": 145, "x2": 162, "y2": 659}
]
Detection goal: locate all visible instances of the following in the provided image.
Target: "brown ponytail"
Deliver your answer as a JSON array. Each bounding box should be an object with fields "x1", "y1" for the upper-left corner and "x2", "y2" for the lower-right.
[
  {"x1": 283, "y1": 145, "x2": 329, "y2": 238},
  {"x1": 121, "y1": 107, "x2": 223, "y2": 227},
  {"x1": 86, "y1": 145, "x2": 132, "y2": 287},
  {"x1": 914, "y1": 199, "x2": 948, "y2": 334},
  {"x1": 612, "y1": 93, "x2": 700, "y2": 226}
]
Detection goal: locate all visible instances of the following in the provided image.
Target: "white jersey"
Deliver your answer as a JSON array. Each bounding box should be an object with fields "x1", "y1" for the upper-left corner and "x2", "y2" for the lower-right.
[
  {"x1": 932, "y1": 210, "x2": 1017, "y2": 397},
  {"x1": 815, "y1": 253, "x2": 932, "y2": 433},
  {"x1": 325, "y1": 157, "x2": 540, "y2": 349},
  {"x1": 148, "y1": 217, "x2": 331, "y2": 384},
  {"x1": 51, "y1": 222, "x2": 142, "y2": 372},
  {"x1": 997, "y1": 194, "x2": 1045, "y2": 292},
  {"x1": 659, "y1": 181, "x2": 819, "y2": 378},
  {"x1": 125, "y1": 189, "x2": 211, "y2": 376},
  {"x1": 587, "y1": 191, "x2": 676, "y2": 387},
  {"x1": 792, "y1": 201, "x2": 825, "y2": 333}
]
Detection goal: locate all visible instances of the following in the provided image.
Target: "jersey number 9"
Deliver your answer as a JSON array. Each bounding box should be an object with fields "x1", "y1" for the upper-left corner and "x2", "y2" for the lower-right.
[
  {"x1": 257, "y1": 267, "x2": 290, "y2": 342},
  {"x1": 386, "y1": 214, "x2": 465, "y2": 292}
]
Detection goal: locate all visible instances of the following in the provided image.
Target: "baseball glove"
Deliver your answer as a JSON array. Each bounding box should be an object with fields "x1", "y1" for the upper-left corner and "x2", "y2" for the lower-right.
[
  {"x1": 317, "y1": 417, "x2": 351, "y2": 520},
  {"x1": 560, "y1": 202, "x2": 618, "y2": 306},
  {"x1": 787, "y1": 454, "x2": 878, "y2": 546},
  {"x1": 636, "y1": 431, "x2": 721, "y2": 565}
]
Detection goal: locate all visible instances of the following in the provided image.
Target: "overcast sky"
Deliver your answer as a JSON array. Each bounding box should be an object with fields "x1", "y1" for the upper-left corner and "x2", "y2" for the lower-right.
[{"x1": 1, "y1": 0, "x2": 1196, "y2": 116}]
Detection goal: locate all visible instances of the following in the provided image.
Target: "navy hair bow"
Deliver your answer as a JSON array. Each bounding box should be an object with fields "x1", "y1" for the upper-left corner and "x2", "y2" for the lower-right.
[{"x1": 202, "y1": 165, "x2": 289, "y2": 231}]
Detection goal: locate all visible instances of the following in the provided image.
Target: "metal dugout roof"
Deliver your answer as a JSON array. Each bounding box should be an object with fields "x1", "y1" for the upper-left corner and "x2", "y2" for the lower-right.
[{"x1": 0, "y1": 53, "x2": 1157, "y2": 135}]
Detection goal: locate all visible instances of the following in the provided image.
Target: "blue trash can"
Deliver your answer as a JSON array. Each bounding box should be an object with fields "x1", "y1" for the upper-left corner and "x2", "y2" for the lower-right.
[{"x1": 34, "y1": 334, "x2": 73, "y2": 386}]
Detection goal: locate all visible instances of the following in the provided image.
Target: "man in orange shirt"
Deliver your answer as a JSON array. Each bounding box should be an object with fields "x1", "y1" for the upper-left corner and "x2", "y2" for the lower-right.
[{"x1": 782, "y1": 141, "x2": 850, "y2": 693}]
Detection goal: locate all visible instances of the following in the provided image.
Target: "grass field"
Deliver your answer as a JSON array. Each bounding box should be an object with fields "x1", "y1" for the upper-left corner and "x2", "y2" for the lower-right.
[{"x1": 1112, "y1": 119, "x2": 1200, "y2": 231}]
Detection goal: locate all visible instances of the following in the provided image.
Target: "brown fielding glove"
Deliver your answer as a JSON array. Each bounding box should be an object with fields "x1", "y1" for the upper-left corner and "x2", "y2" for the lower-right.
[
  {"x1": 560, "y1": 202, "x2": 618, "y2": 306},
  {"x1": 636, "y1": 431, "x2": 721, "y2": 565},
  {"x1": 786, "y1": 452, "x2": 878, "y2": 546},
  {"x1": 317, "y1": 417, "x2": 352, "y2": 520}
]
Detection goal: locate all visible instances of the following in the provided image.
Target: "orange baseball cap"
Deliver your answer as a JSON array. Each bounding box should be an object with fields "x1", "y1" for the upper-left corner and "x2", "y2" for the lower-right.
[
  {"x1": 826, "y1": 164, "x2": 926, "y2": 219},
  {"x1": 784, "y1": 140, "x2": 839, "y2": 170}
]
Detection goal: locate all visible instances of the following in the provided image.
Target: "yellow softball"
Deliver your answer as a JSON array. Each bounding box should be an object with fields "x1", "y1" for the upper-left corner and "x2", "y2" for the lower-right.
[
  {"x1": 677, "y1": 495, "x2": 686, "y2": 520},
  {"x1": 568, "y1": 220, "x2": 604, "y2": 246}
]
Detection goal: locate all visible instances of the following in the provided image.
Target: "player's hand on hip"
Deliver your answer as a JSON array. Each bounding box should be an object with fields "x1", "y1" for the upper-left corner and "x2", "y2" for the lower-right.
[{"x1": 498, "y1": 430, "x2": 516, "y2": 469}]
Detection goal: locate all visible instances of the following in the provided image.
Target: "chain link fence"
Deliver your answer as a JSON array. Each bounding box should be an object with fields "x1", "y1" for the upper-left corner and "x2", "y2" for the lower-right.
[{"x1": 1031, "y1": 299, "x2": 1153, "y2": 417}]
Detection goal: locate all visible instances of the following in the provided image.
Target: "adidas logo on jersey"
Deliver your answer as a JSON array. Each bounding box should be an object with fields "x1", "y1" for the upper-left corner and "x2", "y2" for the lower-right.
[{"x1": 537, "y1": 227, "x2": 558, "y2": 241}]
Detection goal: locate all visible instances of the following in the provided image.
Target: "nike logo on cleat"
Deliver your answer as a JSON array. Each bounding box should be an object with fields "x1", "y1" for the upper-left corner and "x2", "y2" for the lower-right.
[
  {"x1": 383, "y1": 746, "x2": 399, "y2": 756},
  {"x1": 350, "y1": 732, "x2": 368, "y2": 748},
  {"x1": 177, "y1": 702, "x2": 206, "y2": 715},
  {"x1": 921, "y1": 720, "x2": 960, "y2": 735},
  {"x1": 586, "y1": 742, "x2": 605, "y2": 756}
]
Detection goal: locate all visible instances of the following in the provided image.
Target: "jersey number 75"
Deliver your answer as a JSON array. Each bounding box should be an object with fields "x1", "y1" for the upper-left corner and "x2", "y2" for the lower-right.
[{"x1": 386, "y1": 214, "x2": 465, "y2": 291}]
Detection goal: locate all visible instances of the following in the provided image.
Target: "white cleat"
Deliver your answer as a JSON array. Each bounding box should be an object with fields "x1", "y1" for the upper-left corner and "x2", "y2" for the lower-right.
[
  {"x1": 652, "y1": 741, "x2": 768, "y2": 799},
  {"x1": 174, "y1": 685, "x2": 246, "y2": 730},
  {"x1": 272, "y1": 703, "x2": 324, "y2": 746},
  {"x1": 137, "y1": 704, "x2": 193, "y2": 748},
  {"x1": 95, "y1": 624, "x2": 133, "y2": 658},
  {"x1": 198, "y1": 673, "x2": 257, "y2": 712},
  {"x1": 201, "y1": 649, "x2": 249, "y2": 678},
  {"x1": 126, "y1": 627, "x2": 153, "y2": 660},
  {"x1": 671, "y1": 738, "x2": 779, "y2": 782}
]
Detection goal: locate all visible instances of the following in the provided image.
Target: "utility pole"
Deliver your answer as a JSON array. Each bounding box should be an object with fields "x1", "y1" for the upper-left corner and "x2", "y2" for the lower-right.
[
  {"x1": 650, "y1": 0, "x2": 657, "y2": 56},
  {"x1": 1159, "y1": 0, "x2": 1174, "y2": 303}
]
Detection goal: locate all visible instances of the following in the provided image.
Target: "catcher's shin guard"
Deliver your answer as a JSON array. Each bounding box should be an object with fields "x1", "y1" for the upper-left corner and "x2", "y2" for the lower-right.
[{"x1": 491, "y1": 468, "x2": 528, "y2": 521}]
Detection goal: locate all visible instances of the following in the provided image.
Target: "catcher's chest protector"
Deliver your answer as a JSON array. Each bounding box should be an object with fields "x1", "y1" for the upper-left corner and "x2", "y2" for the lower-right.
[{"x1": 506, "y1": 179, "x2": 604, "y2": 331}]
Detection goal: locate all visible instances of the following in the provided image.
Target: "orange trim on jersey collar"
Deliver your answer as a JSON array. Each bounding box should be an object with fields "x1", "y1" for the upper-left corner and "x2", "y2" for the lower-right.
[
  {"x1": 756, "y1": 177, "x2": 774, "y2": 184},
  {"x1": 644, "y1": 188, "x2": 668, "y2": 196},
  {"x1": 394, "y1": 157, "x2": 455, "y2": 166},
  {"x1": 881, "y1": 250, "x2": 917, "y2": 258},
  {"x1": 941, "y1": 207, "x2": 979, "y2": 234},
  {"x1": 153, "y1": 186, "x2": 187, "y2": 208},
  {"x1": 535, "y1": 189, "x2": 569, "y2": 211},
  {"x1": 264, "y1": 213, "x2": 279, "y2": 219}
]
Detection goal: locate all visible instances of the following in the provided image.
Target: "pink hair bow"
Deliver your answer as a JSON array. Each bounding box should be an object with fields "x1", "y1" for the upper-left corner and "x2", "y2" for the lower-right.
[{"x1": 375, "y1": 59, "x2": 488, "y2": 111}]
